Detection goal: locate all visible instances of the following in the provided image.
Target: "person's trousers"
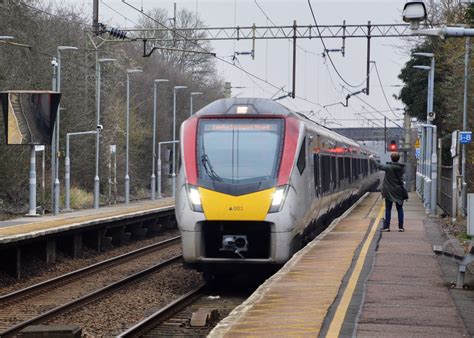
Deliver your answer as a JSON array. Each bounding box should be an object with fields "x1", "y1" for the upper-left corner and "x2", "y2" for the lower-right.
[{"x1": 384, "y1": 199, "x2": 404, "y2": 229}]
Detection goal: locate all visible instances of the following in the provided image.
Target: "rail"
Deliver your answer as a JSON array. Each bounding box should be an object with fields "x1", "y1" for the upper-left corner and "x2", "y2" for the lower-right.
[{"x1": 0, "y1": 243, "x2": 182, "y2": 337}]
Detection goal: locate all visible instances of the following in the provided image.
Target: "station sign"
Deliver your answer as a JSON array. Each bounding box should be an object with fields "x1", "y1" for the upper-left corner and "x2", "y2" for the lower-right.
[{"x1": 459, "y1": 131, "x2": 472, "y2": 144}]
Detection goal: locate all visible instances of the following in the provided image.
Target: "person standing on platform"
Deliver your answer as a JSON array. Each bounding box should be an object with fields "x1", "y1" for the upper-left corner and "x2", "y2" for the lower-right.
[{"x1": 378, "y1": 152, "x2": 408, "y2": 232}]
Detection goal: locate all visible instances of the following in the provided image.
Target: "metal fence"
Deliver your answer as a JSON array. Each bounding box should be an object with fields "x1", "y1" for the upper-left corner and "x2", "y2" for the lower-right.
[{"x1": 439, "y1": 165, "x2": 453, "y2": 215}]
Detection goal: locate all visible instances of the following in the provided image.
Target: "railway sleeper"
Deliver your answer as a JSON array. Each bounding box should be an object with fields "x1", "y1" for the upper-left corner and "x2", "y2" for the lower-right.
[
  {"x1": 190, "y1": 308, "x2": 220, "y2": 327},
  {"x1": 20, "y1": 325, "x2": 81, "y2": 338}
]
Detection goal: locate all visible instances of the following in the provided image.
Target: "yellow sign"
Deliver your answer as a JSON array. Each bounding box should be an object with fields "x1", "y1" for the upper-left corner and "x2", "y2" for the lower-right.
[{"x1": 415, "y1": 138, "x2": 420, "y2": 148}]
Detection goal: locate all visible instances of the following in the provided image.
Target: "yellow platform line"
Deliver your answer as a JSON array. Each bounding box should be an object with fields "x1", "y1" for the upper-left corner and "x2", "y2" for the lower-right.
[{"x1": 326, "y1": 204, "x2": 384, "y2": 338}]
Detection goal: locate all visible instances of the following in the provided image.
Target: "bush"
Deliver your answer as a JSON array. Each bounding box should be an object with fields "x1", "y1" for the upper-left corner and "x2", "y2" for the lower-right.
[{"x1": 69, "y1": 186, "x2": 93, "y2": 210}]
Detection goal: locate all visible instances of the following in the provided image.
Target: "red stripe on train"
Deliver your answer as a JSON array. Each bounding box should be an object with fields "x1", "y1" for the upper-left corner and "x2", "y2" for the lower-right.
[
  {"x1": 182, "y1": 117, "x2": 198, "y2": 185},
  {"x1": 278, "y1": 116, "x2": 300, "y2": 185}
]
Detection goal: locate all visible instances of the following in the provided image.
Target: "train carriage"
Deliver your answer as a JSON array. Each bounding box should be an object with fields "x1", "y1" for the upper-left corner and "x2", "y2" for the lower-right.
[{"x1": 175, "y1": 98, "x2": 380, "y2": 276}]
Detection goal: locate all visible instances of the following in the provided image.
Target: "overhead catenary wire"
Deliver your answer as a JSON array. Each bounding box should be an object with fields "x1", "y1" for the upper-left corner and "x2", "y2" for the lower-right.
[
  {"x1": 21, "y1": 2, "x2": 90, "y2": 27},
  {"x1": 120, "y1": 0, "x2": 324, "y2": 111},
  {"x1": 307, "y1": 0, "x2": 366, "y2": 89},
  {"x1": 373, "y1": 61, "x2": 401, "y2": 119},
  {"x1": 342, "y1": 86, "x2": 403, "y2": 128},
  {"x1": 253, "y1": 0, "x2": 319, "y2": 56},
  {"x1": 102, "y1": 0, "x2": 143, "y2": 28}
]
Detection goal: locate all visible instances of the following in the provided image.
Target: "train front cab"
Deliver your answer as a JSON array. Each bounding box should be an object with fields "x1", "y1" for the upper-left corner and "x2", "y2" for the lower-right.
[{"x1": 176, "y1": 113, "x2": 307, "y2": 271}]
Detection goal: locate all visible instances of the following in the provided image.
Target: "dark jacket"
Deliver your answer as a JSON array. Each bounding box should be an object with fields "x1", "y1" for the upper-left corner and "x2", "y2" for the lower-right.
[{"x1": 378, "y1": 162, "x2": 407, "y2": 204}]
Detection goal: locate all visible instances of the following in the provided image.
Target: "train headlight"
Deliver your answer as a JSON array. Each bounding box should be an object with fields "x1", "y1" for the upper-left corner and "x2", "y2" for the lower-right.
[
  {"x1": 186, "y1": 185, "x2": 203, "y2": 212},
  {"x1": 269, "y1": 185, "x2": 289, "y2": 213}
]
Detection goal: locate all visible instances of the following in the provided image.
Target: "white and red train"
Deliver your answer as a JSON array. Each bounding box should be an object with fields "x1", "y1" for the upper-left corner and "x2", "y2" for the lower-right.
[{"x1": 175, "y1": 98, "x2": 380, "y2": 277}]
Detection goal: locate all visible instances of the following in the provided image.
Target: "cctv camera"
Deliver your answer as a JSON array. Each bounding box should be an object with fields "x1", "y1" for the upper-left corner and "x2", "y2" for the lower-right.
[
  {"x1": 402, "y1": 1, "x2": 427, "y2": 30},
  {"x1": 96, "y1": 124, "x2": 104, "y2": 131},
  {"x1": 51, "y1": 58, "x2": 58, "y2": 67}
]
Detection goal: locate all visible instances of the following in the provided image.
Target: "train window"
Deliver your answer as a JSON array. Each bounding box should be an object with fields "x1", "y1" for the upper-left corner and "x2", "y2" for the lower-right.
[
  {"x1": 313, "y1": 154, "x2": 320, "y2": 196},
  {"x1": 331, "y1": 157, "x2": 337, "y2": 190},
  {"x1": 344, "y1": 157, "x2": 351, "y2": 183},
  {"x1": 321, "y1": 155, "x2": 331, "y2": 193},
  {"x1": 297, "y1": 137, "x2": 306, "y2": 175},
  {"x1": 338, "y1": 157, "x2": 344, "y2": 184},
  {"x1": 351, "y1": 158, "x2": 357, "y2": 181},
  {"x1": 197, "y1": 118, "x2": 283, "y2": 185}
]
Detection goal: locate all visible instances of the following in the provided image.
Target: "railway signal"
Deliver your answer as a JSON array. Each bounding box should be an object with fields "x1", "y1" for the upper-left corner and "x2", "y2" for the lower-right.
[{"x1": 388, "y1": 140, "x2": 398, "y2": 152}]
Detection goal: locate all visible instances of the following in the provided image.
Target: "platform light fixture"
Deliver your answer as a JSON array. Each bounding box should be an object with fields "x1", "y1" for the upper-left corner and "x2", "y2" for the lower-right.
[
  {"x1": 94, "y1": 58, "x2": 116, "y2": 209},
  {"x1": 125, "y1": 68, "x2": 143, "y2": 204},
  {"x1": 190, "y1": 92, "x2": 203, "y2": 116},
  {"x1": 151, "y1": 79, "x2": 169, "y2": 200},
  {"x1": 172, "y1": 85, "x2": 187, "y2": 197},
  {"x1": 52, "y1": 45, "x2": 78, "y2": 215}
]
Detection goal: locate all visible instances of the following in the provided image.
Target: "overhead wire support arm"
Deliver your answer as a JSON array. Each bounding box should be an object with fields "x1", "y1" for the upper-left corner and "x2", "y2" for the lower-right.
[{"x1": 142, "y1": 40, "x2": 216, "y2": 57}]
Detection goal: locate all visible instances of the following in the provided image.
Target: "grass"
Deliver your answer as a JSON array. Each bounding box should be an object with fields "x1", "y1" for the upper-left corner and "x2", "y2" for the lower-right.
[{"x1": 68, "y1": 187, "x2": 94, "y2": 209}]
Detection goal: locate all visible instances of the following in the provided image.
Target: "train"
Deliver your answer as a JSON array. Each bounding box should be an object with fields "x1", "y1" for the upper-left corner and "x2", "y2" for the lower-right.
[{"x1": 175, "y1": 98, "x2": 381, "y2": 279}]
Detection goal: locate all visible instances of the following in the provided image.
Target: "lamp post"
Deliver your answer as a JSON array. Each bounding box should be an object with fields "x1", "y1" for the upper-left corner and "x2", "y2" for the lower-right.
[
  {"x1": 413, "y1": 53, "x2": 437, "y2": 216},
  {"x1": 189, "y1": 92, "x2": 203, "y2": 116},
  {"x1": 94, "y1": 58, "x2": 116, "y2": 209},
  {"x1": 0, "y1": 36, "x2": 14, "y2": 40},
  {"x1": 53, "y1": 46, "x2": 78, "y2": 215},
  {"x1": 125, "y1": 69, "x2": 143, "y2": 204},
  {"x1": 403, "y1": 1, "x2": 474, "y2": 218},
  {"x1": 151, "y1": 79, "x2": 169, "y2": 200},
  {"x1": 172, "y1": 86, "x2": 187, "y2": 197}
]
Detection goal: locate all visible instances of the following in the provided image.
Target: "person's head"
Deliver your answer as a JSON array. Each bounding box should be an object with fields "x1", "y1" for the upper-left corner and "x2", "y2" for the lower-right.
[{"x1": 391, "y1": 152, "x2": 400, "y2": 163}]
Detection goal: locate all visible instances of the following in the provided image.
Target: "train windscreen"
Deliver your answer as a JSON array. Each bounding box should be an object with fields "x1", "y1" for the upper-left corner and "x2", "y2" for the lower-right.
[{"x1": 197, "y1": 118, "x2": 283, "y2": 190}]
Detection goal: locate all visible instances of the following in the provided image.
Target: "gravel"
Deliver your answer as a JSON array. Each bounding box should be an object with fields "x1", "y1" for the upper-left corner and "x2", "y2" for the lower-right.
[
  {"x1": 47, "y1": 264, "x2": 202, "y2": 337},
  {"x1": 0, "y1": 229, "x2": 180, "y2": 295}
]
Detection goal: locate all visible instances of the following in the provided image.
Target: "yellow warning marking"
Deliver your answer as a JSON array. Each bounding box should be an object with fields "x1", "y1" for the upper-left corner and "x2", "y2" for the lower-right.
[
  {"x1": 199, "y1": 187, "x2": 274, "y2": 221},
  {"x1": 325, "y1": 204, "x2": 384, "y2": 338}
]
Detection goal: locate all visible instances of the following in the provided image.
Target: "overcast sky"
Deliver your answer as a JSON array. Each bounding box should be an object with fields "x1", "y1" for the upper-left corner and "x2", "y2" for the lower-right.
[{"x1": 60, "y1": 0, "x2": 413, "y2": 128}]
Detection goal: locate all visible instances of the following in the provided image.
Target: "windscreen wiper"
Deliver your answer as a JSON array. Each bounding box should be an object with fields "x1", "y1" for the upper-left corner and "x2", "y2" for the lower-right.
[{"x1": 201, "y1": 154, "x2": 222, "y2": 182}]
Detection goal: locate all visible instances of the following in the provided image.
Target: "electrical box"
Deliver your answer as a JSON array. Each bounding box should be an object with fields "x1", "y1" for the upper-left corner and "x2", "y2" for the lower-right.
[{"x1": 468, "y1": 193, "x2": 474, "y2": 236}]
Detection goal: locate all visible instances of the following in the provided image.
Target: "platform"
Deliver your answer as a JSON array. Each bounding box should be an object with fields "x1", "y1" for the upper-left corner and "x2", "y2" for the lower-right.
[
  {"x1": 0, "y1": 198, "x2": 175, "y2": 279},
  {"x1": 0, "y1": 198, "x2": 174, "y2": 245},
  {"x1": 210, "y1": 193, "x2": 470, "y2": 337}
]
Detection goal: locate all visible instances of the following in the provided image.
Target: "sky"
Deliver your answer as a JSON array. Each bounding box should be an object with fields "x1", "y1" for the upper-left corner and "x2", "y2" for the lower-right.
[{"x1": 58, "y1": 0, "x2": 413, "y2": 128}]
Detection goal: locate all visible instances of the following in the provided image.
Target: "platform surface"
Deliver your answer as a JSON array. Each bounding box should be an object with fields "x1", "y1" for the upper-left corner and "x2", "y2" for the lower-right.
[
  {"x1": 0, "y1": 198, "x2": 174, "y2": 244},
  {"x1": 210, "y1": 193, "x2": 468, "y2": 337}
]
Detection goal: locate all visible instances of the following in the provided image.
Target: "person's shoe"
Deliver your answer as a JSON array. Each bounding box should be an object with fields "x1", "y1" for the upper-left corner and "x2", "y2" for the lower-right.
[
  {"x1": 380, "y1": 228, "x2": 390, "y2": 232},
  {"x1": 398, "y1": 228, "x2": 405, "y2": 232}
]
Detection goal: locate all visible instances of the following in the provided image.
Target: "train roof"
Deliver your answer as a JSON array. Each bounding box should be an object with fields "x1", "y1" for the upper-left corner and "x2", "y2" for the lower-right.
[
  {"x1": 194, "y1": 97, "x2": 293, "y2": 116},
  {"x1": 194, "y1": 98, "x2": 362, "y2": 150}
]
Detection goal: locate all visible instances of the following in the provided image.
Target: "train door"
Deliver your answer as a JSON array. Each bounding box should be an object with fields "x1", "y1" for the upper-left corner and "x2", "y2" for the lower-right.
[{"x1": 307, "y1": 134, "x2": 315, "y2": 200}]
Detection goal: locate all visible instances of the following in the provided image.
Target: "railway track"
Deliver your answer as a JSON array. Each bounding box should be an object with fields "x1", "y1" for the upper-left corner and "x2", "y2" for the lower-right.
[
  {"x1": 0, "y1": 236, "x2": 182, "y2": 337},
  {"x1": 118, "y1": 284, "x2": 252, "y2": 337}
]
